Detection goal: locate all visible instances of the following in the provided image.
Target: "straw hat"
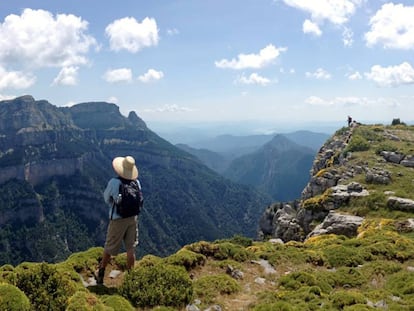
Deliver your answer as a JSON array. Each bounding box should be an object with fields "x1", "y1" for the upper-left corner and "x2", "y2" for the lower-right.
[{"x1": 112, "y1": 156, "x2": 139, "y2": 180}]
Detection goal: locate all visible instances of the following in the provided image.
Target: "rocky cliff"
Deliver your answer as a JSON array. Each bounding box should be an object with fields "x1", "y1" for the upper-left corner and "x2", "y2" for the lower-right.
[
  {"x1": 258, "y1": 123, "x2": 414, "y2": 242},
  {"x1": 0, "y1": 96, "x2": 270, "y2": 265}
]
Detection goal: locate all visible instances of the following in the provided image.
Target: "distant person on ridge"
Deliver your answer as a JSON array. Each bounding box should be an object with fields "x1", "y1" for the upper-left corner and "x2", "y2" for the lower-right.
[
  {"x1": 348, "y1": 115, "x2": 352, "y2": 127},
  {"x1": 96, "y1": 155, "x2": 143, "y2": 285}
]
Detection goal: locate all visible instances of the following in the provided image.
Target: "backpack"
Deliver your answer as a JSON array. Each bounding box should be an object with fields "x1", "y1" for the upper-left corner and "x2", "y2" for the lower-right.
[{"x1": 115, "y1": 178, "x2": 143, "y2": 218}]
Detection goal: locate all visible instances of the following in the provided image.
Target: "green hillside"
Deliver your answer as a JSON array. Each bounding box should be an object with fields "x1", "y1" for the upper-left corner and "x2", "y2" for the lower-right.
[{"x1": 2, "y1": 123, "x2": 414, "y2": 310}]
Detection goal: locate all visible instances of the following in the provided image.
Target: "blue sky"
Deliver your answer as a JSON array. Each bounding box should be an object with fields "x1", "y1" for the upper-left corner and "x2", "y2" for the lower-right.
[{"x1": 0, "y1": 0, "x2": 413, "y2": 128}]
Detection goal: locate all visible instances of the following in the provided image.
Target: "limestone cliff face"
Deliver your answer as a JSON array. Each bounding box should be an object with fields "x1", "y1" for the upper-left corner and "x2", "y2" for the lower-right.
[{"x1": 0, "y1": 95, "x2": 270, "y2": 265}]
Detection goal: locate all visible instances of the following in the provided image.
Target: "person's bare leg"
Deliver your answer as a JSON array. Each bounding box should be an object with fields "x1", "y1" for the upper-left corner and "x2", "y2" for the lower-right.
[
  {"x1": 126, "y1": 248, "x2": 136, "y2": 270},
  {"x1": 100, "y1": 251, "x2": 111, "y2": 269},
  {"x1": 96, "y1": 251, "x2": 111, "y2": 284}
]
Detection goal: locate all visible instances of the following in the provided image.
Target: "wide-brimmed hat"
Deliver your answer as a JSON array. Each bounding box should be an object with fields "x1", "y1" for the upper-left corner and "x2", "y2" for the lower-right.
[{"x1": 112, "y1": 156, "x2": 139, "y2": 180}]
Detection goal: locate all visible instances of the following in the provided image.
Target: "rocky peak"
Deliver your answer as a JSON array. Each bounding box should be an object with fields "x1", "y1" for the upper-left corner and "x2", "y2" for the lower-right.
[
  {"x1": 0, "y1": 95, "x2": 74, "y2": 132},
  {"x1": 68, "y1": 102, "x2": 147, "y2": 130}
]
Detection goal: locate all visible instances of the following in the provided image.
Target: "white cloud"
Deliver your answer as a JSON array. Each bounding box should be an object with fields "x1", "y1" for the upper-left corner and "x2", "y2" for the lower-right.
[
  {"x1": 138, "y1": 69, "x2": 164, "y2": 83},
  {"x1": 0, "y1": 9, "x2": 97, "y2": 68},
  {"x1": 0, "y1": 66, "x2": 35, "y2": 90},
  {"x1": 167, "y1": 28, "x2": 179, "y2": 36},
  {"x1": 303, "y1": 19, "x2": 322, "y2": 36},
  {"x1": 365, "y1": 3, "x2": 414, "y2": 50},
  {"x1": 342, "y1": 27, "x2": 354, "y2": 47},
  {"x1": 105, "y1": 17, "x2": 159, "y2": 53},
  {"x1": 0, "y1": 94, "x2": 16, "y2": 101},
  {"x1": 305, "y1": 95, "x2": 400, "y2": 109},
  {"x1": 365, "y1": 62, "x2": 414, "y2": 87},
  {"x1": 107, "y1": 96, "x2": 119, "y2": 104},
  {"x1": 145, "y1": 104, "x2": 193, "y2": 113},
  {"x1": 215, "y1": 44, "x2": 287, "y2": 70},
  {"x1": 283, "y1": 0, "x2": 361, "y2": 25},
  {"x1": 235, "y1": 73, "x2": 271, "y2": 86},
  {"x1": 306, "y1": 68, "x2": 332, "y2": 80},
  {"x1": 52, "y1": 66, "x2": 79, "y2": 86},
  {"x1": 103, "y1": 68, "x2": 133, "y2": 83},
  {"x1": 347, "y1": 71, "x2": 362, "y2": 80}
]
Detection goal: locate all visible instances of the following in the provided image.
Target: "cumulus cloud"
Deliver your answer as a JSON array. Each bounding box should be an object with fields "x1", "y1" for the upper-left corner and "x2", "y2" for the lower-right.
[
  {"x1": 283, "y1": 0, "x2": 361, "y2": 25},
  {"x1": 0, "y1": 9, "x2": 97, "y2": 69},
  {"x1": 365, "y1": 62, "x2": 414, "y2": 87},
  {"x1": 52, "y1": 66, "x2": 79, "y2": 86},
  {"x1": 365, "y1": 3, "x2": 414, "y2": 50},
  {"x1": 235, "y1": 73, "x2": 271, "y2": 86},
  {"x1": 0, "y1": 66, "x2": 35, "y2": 90},
  {"x1": 305, "y1": 68, "x2": 332, "y2": 80},
  {"x1": 138, "y1": 69, "x2": 164, "y2": 83},
  {"x1": 105, "y1": 17, "x2": 159, "y2": 53},
  {"x1": 303, "y1": 19, "x2": 322, "y2": 36},
  {"x1": 215, "y1": 44, "x2": 287, "y2": 70},
  {"x1": 347, "y1": 71, "x2": 362, "y2": 80},
  {"x1": 103, "y1": 68, "x2": 133, "y2": 83}
]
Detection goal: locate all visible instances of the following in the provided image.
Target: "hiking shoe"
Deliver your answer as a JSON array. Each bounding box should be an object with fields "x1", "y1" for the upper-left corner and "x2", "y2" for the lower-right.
[{"x1": 95, "y1": 268, "x2": 105, "y2": 285}]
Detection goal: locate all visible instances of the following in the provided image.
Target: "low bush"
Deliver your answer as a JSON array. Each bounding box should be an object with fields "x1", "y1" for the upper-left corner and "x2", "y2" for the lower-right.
[
  {"x1": 164, "y1": 249, "x2": 206, "y2": 270},
  {"x1": 14, "y1": 262, "x2": 78, "y2": 311},
  {"x1": 66, "y1": 290, "x2": 107, "y2": 311},
  {"x1": 120, "y1": 263, "x2": 192, "y2": 308},
  {"x1": 330, "y1": 290, "x2": 366, "y2": 309},
  {"x1": 193, "y1": 273, "x2": 240, "y2": 304},
  {"x1": 0, "y1": 282, "x2": 30, "y2": 311},
  {"x1": 100, "y1": 294, "x2": 135, "y2": 311}
]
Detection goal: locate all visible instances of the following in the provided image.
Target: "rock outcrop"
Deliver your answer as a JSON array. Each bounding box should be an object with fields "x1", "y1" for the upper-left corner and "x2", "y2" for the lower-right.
[{"x1": 258, "y1": 124, "x2": 414, "y2": 243}]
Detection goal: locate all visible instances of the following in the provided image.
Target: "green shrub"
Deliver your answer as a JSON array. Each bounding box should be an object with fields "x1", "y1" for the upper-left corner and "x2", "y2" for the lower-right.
[
  {"x1": 0, "y1": 283, "x2": 30, "y2": 311},
  {"x1": 164, "y1": 249, "x2": 206, "y2": 270},
  {"x1": 64, "y1": 247, "x2": 103, "y2": 273},
  {"x1": 113, "y1": 253, "x2": 128, "y2": 270},
  {"x1": 193, "y1": 274, "x2": 240, "y2": 304},
  {"x1": 216, "y1": 235, "x2": 253, "y2": 247},
  {"x1": 322, "y1": 244, "x2": 367, "y2": 267},
  {"x1": 278, "y1": 271, "x2": 319, "y2": 291},
  {"x1": 252, "y1": 301, "x2": 294, "y2": 311},
  {"x1": 14, "y1": 262, "x2": 78, "y2": 311},
  {"x1": 386, "y1": 270, "x2": 414, "y2": 295},
  {"x1": 330, "y1": 290, "x2": 366, "y2": 309},
  {"x1": 136, "y1": 254, "x2": 163, "y2": 268},
  {"x1": 332, "y1": 267, "x2": 367, "y2": 288},
  {"x1": 66, "y1": 290, "x2": 108, "y2": 311},
  {"x1": 100, "y1": 294, "x2": 135, "y2": 311},
  {"x1": 214, "y1": 242, "x2": 252, "y2": 262},
  {"x1": 346, "y1": 135, "x2": 370, "y2": 153},
  {"x1": 120, "y1": 263, "x2": 192, "y2": 308}
]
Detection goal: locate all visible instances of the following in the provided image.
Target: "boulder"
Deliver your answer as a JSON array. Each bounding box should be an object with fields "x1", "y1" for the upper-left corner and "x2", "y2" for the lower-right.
[
  {"x1": 306, "y1": 211, "x2": 364, "y2": 239},
  {"x1": 387, "y1": 196, "x2": 414, "y2": 211}
]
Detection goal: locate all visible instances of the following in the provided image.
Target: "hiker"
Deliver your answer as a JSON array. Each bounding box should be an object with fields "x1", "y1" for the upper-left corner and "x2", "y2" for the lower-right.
[
  {"x1": 96, "y1": 155, "x2": 143, "y2": 285},
  {"x1": 348, "y1": 115, "x2": 352, "y2": 127}
]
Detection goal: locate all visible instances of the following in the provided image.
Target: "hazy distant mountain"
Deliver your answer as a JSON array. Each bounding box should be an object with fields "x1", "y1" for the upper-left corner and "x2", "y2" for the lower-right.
[
  {"x1": 175, "y1": 144, "x2": 229, "y2": 173},
  {"x1": 223, "y1": 134, "x2": 316, "y2": 201},
  {"x1": 0, "y1": 95, "x2": 270, "y2": 265},
  {"x1": 283, "y1": 130, "x2": 329, "y2": 151}
]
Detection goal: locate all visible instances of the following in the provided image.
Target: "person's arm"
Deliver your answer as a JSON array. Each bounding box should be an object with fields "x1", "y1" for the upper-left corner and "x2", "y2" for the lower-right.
[{"x1": 103, "y1": 178, "x2": 120, "y2": 206}]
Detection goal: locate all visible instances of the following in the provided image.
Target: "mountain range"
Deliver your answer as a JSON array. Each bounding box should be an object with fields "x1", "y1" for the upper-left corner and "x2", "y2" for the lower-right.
[
  {"x1": 176, "y1": 131, "x2": 328, "y2": 201},
  {"x1": 0, "y1": 95, "x2": 271, "y2": 265}
]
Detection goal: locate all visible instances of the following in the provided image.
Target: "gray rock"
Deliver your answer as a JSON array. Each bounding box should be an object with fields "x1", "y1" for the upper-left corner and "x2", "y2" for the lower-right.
[
  {"x1": 401, "y1": 155, "x2": 414, "y2": 167},
  {"x1": 307, "y1": 211, "x2": 364, "y2": 239},
  {"x1": 380, "y1": 151, "x2": 405, "y2": 164},
  {"x1": 388, "y1": 196, "x2": 414, "y2": 211}
]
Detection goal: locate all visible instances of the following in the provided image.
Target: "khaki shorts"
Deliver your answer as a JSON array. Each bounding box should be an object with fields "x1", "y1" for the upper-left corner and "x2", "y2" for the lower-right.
[{"x1": 104, "y1": 216, "x2": 138, "y2": 256}]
